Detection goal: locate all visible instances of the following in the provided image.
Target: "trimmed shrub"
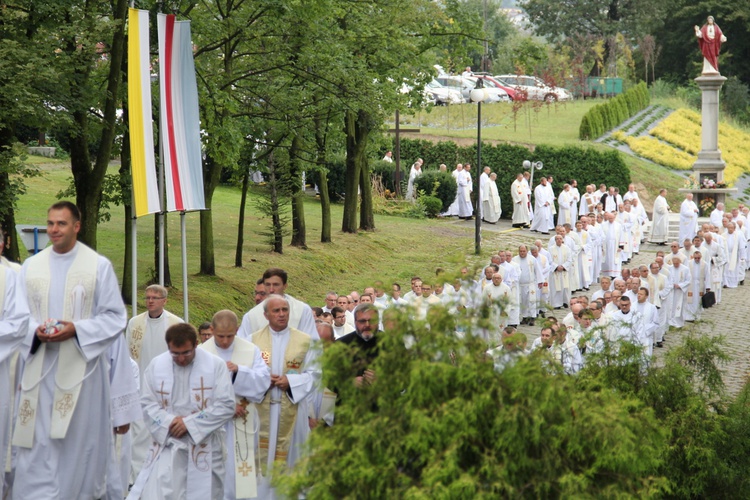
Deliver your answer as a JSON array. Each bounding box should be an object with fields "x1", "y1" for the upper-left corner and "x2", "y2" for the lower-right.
[
  {"x1": 414, "y1": 170, "x2": 458, "y2": 212},
  {"x1": 578, "y1": 82, "x2": 651, "y2": 140},
  {"x1": 370, "y1": 160, "x2": 397, "y2": 192},
  {"x1": 420, "y1": 196, "x2": 443, "y2": 218}
]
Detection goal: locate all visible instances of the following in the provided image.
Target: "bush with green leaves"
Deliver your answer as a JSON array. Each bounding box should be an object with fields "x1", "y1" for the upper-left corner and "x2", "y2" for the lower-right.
[
  {"x1": 419, "y1": 195, "x2": 443, "y2": 218},
  {"x1": 280, "y1": 303, "x2": 750, "y2": 499},
  {"x1": 414, "y1": 170, "x2": 458, "y2": 212}
]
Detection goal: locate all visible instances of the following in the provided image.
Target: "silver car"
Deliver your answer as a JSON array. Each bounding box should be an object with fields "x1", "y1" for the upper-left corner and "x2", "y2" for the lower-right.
[
  {"x1": 435, "y1": 76, "x2": 510, "y2": 103},
  {"x1": 494, "y1": 75, "x2": 572, "y2": 102}
]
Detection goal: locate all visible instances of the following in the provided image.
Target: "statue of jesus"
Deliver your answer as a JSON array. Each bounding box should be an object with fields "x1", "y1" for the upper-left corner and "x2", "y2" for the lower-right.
[{"x1": 694, "y1": 16, "x2": 726, "y2": 75}]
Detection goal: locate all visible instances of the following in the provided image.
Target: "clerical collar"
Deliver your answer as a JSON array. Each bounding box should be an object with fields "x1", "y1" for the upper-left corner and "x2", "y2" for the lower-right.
[
  {"x1": 148, "y1": 311, "x2": 165, "y2": 320},
  {"x1": 270, "y1": 326, "x2": 290, "y2": 336}
]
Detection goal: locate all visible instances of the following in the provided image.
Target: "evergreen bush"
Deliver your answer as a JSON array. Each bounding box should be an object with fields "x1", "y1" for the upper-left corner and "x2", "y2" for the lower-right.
[{"x1": 414, "y1": 170, "x2": 458, "y2": 212}]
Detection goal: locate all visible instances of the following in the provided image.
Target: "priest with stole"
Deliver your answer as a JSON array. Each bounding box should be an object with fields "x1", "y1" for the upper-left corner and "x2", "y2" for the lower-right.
[
  {"x1": 13, "y1": 201, "x2": 128, "y2": 499},
  {"x1": 251, "y1": 294, "x2": 319, "y2": 499},
  {"x1": 130, "y1": 323, "x2": 235, "y2": 499},
  {"x1": 200, "y1": 310, "x2": 271, "y2": 500}
]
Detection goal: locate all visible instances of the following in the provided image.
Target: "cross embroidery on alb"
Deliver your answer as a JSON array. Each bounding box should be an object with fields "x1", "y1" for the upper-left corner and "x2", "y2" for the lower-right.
[
  {"x1": 156, "y1": 381, "x2": 170, "y2": 409},
  {"x1": 192, "y1": 377, "x2": 212, "y2": 410},
  {"x1": 238, "y1": 461, "x2": 253, "y2": 477},
  {"x1": 55, "y1": 393, "x2": 75, "y2": 418}
]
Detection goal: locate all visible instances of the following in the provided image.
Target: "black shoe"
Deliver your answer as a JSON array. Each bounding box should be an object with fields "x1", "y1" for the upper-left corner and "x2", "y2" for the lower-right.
[
  {"x1": 563, "y1": 303, "x2": 569, "y2": 308},
  {"x1": 656, "y1": 342, "x2": 664, "y2": 348},
  {"x1": 539, "y1": 311, "x2": 546, "y2": 318},
  {"x1": 528, "y1": 320, "x2": 535, "y2": 326},
  {"x1": 741, "y1": 281, "x2": 745, "y2": 286},
  {"x1": 520, "y1": 318, "x2": 528, "y2": 325}
]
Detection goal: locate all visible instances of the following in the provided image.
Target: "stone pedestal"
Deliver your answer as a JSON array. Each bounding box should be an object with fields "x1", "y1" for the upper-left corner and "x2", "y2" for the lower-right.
[{"x1": 685, "y1": 74, "x2": 736, "y2": 211}]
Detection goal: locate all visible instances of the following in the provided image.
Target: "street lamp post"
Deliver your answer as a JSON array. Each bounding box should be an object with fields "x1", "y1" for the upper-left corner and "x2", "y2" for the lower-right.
[
  {"x1": 523, "y1": 159, "x2": 543, "y2": 196},
  {"x1": 471, "y1": 79, "x2": 489, "y2": 255}
]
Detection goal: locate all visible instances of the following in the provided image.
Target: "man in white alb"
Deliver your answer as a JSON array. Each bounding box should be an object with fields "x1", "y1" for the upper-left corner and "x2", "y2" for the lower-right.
[
  {"x1": 200, "y1": 310, "x2": 270, "y2": 500},
  {"x1": 13, "y1": 201, "x2": 128, "y2": 499},
  {"x1": 650, "y1": 189, "x2": 670, "y2": 244},
  {"x1": 511, "y1": 173, "x2": 530, "y2": 228},
  {"x1": 239, "y1": 268, "x2": 319, "y2": 341},
  {"x1": 126, "y1": 284, "x2": 183, "y2": 478},
  {"x1": 679, "y1": 193, "x2": 699, "y2": 245},
  {"x1": 132, "y1": 323, "x2": 235, "y2": 499}
]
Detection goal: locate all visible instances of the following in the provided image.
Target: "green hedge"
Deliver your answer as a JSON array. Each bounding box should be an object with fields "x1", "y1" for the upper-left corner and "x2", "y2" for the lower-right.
[
  {"x1": 382, "y1": 139, "x2": 631, "y2": 218},
  {"x1": 579, "y1": 82, "x2": 650, "y2": 140}
]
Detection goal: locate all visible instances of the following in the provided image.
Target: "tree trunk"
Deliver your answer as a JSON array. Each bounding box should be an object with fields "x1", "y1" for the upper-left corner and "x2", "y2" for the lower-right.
[
  {"x1": 199, "y1": 142, "x2": 226, "y2": 274},
  {"x1": 268, "y1": 153, "x2": 283, "y2": 254},
  {"x1": 235, "y1": 168, "x2": 250, "y2": 267},
  {"x1": 0, "y1": 127, "x2": 20, "y2": 262},
  {"x1": 342, "y1": 110, "x2": 372, "y2": 233},
  {"x1": 72, "y1": 0, "x2": 129, "y2": 248},
  {"x1": 359, "y1": 155, "x2": 374, "y2": 231},
  {"x1": 289, "y1": 135, "x2": 306, "y2": 248},
  {"x1": 314, "y1": 114, "x2": 332, "y2": 243},
  {"x1": 319, "y1": 170, "x2": 332, "y2": 243}
]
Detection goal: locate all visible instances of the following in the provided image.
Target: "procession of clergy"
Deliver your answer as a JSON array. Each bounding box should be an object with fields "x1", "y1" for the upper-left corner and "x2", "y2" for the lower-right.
[{"x1": 0, "y1": 201, "x2": 343, "y2": 500}]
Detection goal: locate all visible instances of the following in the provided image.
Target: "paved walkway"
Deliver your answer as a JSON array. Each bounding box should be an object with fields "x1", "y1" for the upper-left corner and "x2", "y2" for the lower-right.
[{"x1": 452, "y1": 216, "x2": 750, "y2": 395}]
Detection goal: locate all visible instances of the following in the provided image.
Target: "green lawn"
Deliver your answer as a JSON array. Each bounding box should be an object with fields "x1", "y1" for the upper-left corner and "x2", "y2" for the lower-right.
[{"x1": 15, "y1": 161, "x2": 503, "y2": 322}]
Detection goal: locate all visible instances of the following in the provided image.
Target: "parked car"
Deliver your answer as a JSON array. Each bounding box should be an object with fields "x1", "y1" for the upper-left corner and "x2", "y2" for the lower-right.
[
  {"x1": 493, "y1": 75, "x2": 572, "y2": 102},
  {"x1": 472, "y1": 73, "x2": 519, "y2": 101},
  {"x1": 425, "y1": 79, "x2": 465, "y2": 105},
  {"x1": 435, "y1": 75, "x2": 511, "y2": 103}
]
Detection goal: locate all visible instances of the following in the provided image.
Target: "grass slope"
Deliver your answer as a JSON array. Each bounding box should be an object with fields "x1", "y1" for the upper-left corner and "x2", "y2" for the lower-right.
[{"x1": 16, "y1": 160, "x2": 492, "y2": 322}]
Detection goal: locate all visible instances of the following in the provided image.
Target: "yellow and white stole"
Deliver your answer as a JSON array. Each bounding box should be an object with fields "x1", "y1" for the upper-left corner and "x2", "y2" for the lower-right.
[
  {"x1": 647, "y1": 273, "x2": 665, "y2": 308},
  {"x1": 200, "y1": 337, "x2": 258, "y2": 498},
  {"x1": 128, "y1": 311, "x2": 182, "y2": 363},
  {"x1": 14, "y1": 244, "x2": 96, "y2": 448},
  {"x1": 253, "y1": 326, "x2": 310, "y2": 474}
]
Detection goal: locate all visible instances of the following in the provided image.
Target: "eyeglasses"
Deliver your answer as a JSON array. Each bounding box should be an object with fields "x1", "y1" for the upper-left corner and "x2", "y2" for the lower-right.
[
  {"x1": 170, "y1": 348, "x2": 194, "y2": 358},
  {"x1": 145, "y1": 296, "x2": 166, "y2": 301}
]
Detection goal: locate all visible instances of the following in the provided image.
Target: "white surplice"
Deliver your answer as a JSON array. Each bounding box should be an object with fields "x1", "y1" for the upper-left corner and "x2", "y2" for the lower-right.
[
  {"x1": 127, "y1": 310, "x2": 183, "y2": 480},
  {"x1": 530, "y1": 184, "x2": 553, "y2": 233},
  {"x1": 14, "y1": 243, "x2": 128, "y2": 500},
  {"x1": 137, "y1": 349, "x2": 236, "y2": 500},
  {"x1": 659, "y1": 264, "x2": 692, "y2": 328},
  {"x1": 679, "y1": 199, "x2": 699, "y2": 244},
  {"x1": 511, "y1": 179, "x2": 530, "y2": 225}
]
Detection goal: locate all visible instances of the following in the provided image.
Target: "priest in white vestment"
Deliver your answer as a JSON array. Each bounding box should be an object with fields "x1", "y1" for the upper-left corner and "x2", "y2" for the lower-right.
[
  {"x1": 442, "y1": 164, "x2": 463, "y2": 217},
  {"x1": 13, "y1": 202, "x2": 128, "y2": 500},
  {"x1": 106, "y1": 334, "x2": 141, "y2": 500},
  {"x1": 650, "y1": 189, "x2": 670, "y2": 244},
  {"x1": 659, "y1": 257, "x2": 692, "y2": 329},
  {"x1": 0, "y1": 268, "x2": 29, "y2": 500},
  {"x1": 405, "y1": 159, "x2": 422, "y2": 201},
  {"x1": 723, "y1": 223, "x2": 746, "y2": 288},
  {"x1": 631, "y1": 289, "x2": 659, "y2": 357},
  {"x1": 133, "y1": 323, "x2": 235, "y2": 500},
  {"x1": 701, "y1": 232, "x2": 726, "y2": 304},
  {"x1": 127, "y1": 284, "x2": 184, "y2": 479},
  {"x1": 679, "y1": 193, "x2": 699, "y2": 245},
  {"x1": 549, "y1": 235, "x2": 573, "y2": 308},
  {"x1": 685, "y1": 252, "x2": 709, "y2": 322},
  {"x1": 484, "y1": 273, "x2": 511, "y2": 341},
  {"x1": 557, "y1": 184, "x2": 576, "y2": 226},
  {"x1": 200, "y1": 310, "x2": 271, "y2": 500},
  {"x1": 710, "y1": 203, "x2": 725, "y2": 229},
  {"x1": 512, "y1": 245, "x2": 544, "y2": 326},
  {"x1": 482, "y1": 173, "x2": 502, "y2": 223},
  {"x1": 239, "y1": 268, "x2": 319, "y2": 341},
  {"x1": 511, "y1": 174, "x2": 530, "y2": 227},
  {"x1": 600, "y1": 212, "x2": 623, "y2": 278},
  {"x1": 530, "y1": 177, "x2": 553, "y2": 233},
  {"x1": 251, "y1": 295, "x2": 319, "y2": 500},
  {"x1": 457, "y1": 166, "x2": 474, "y2": 218}
]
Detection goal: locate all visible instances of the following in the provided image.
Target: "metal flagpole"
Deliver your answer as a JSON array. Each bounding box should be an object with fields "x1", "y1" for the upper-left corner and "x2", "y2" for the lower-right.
[
  {"x1": 181, "y1": 212, "x2": 189, "y2": 322},
  {"x1": 131, "y1": 207, "x2": 138, "y2": 319}
]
